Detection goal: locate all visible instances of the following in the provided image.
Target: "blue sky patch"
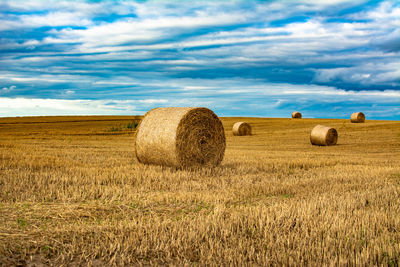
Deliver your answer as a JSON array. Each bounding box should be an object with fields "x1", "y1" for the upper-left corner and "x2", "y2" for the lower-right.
[{"x1": 0, "y1": 0, "x2": 399, "y2": 119}]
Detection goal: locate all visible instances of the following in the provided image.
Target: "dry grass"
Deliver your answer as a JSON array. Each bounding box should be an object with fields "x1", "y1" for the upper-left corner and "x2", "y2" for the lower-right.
[{"x1": 0, "y1": 116, "x2": 399, "y2": 265}]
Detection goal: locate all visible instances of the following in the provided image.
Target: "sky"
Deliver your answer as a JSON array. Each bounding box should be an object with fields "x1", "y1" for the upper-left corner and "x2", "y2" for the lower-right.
[{"x1": 0, "y1": 0, "x2": 399, "y2": 119}]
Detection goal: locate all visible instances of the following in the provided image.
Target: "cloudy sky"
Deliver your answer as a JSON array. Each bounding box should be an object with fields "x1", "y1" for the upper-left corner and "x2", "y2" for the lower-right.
[{"x1": 0, "y1": 0, "x2": 399, "y2": 119}]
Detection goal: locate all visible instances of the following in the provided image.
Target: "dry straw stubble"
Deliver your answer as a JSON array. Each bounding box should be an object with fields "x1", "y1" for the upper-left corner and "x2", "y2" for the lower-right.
[
  {"x1": 232, "y1": 122, "x2": 252, "y2": 136},
  {"x1": 292, "y1": 111, "x2": 302, "y2": 118},
  {"x1": 310, "y1": 124, "x2": 338, "y2": 146},
  {"x1": 135, "y1": 107, "x2": 226, "y2": 168},
  {"x1": 351, "y1": 112, "x2": 365, "y2": 123},
  {"x1": 1, "y1": 116, "x2": 400, "y2": 265}
]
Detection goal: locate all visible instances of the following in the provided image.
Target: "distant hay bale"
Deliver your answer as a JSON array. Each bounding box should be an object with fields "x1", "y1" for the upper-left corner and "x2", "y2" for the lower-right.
[
  {"x1": 351, "y1": 112, "x2": 365, "y2": 123},
  {"x1": 135, "y1": 107, "x2": 226, "y2": 168},
  {"x1": 292, "y1": 111, "x2": 302, "y2": 119},
  {"x1": 310, "y1": 125, "x2": 338, "y2": 146},
  {"x1": 232, "y1": 122, "x2": 252, "y2": 136}
]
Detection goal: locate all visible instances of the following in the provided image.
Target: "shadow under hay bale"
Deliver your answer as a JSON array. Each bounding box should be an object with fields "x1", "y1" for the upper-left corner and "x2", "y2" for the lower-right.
[
  {"x1": 351, "y1": 112, "x2": 365, "y2": 123},
  {"x1": 232, "y1": 122, "x2": 252, "y2": 136},
  {"x1": 135, "y1": 107, "x2": 226, "y2": 168},
  {"x1": 310, "y1": 125, "x2": 338, "y2": 146},
  {"x1": 292, "y1": 111, "x2": 302, "y2": 118}
]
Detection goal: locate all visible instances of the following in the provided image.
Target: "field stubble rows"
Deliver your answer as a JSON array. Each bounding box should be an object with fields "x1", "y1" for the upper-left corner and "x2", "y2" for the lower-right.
[{"x1": 0, "y1": 116, "x2": 399, "y2": 265}]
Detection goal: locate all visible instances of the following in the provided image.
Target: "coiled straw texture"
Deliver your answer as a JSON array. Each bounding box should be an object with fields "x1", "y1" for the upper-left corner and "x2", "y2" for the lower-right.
[
  {"x1": 310, "y1": 125, "x2": 338, "y2": 146},
  {"x1": 232, "y1": 122, "x2": 252, "y2": 136},
  {"x1": 351, "y1": 112, "x2": 365, "y2": 123},
  {"x1": 135, "y1": 107, "x2": 226, "y2": 168},
  {"x1": 292, "y1": 111, "x2": 302, "y2": 118}
]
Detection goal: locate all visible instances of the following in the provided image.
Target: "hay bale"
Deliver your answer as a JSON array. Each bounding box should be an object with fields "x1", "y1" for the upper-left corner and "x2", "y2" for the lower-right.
[
  {"x1": 135, "y1": 107, "x2": 226, "y2": 168},
  {"x1": 292, "y1": 111, "x2": 302, "y2": 119},
  {"x1": 310, "y1": 125, "x2": 338, "y2": 146},
  {"x1": 351, "y1": 112, "x2": 365, "y2": 123},
  {"x1": 232, "y1": 122, "x2": 252, "y2": 136}
]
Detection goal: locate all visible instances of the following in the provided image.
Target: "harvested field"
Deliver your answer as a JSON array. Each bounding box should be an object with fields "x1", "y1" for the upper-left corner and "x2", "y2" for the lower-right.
[{"x1": 0, "y1": 116, "x2": 399, "y2": 265}]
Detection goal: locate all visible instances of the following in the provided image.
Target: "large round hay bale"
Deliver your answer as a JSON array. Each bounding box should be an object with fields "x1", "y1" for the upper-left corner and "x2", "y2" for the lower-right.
[
  {"x1": 135, "y1": 107, "x2": 226, "y2": 168},
  {"x1": 310, "y1": 125, "x2": 338, "y2": 146},
  {"x1": 232, "y1": 122, "x2": 252, "y2": 136},
  {"x1": 351, "y1": 112, "x2": 365, "y2": 123},
  {"x1": 292, "y1": 111, "x2": 302, "y2": 118}
]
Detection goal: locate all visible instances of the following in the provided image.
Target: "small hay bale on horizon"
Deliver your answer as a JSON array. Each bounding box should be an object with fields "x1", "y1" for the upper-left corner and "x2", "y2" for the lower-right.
[
  {"x1": 232, "y1": 122, "x2": 252, "y2": 136},
  {"x1": 351, "y1": 112, "x2": 365, "y2": 123},
  {"x1": 310, "y1": 125, "x2": 338, "y2": 146},
  {"x1": 135, "y1": 107, "x2": 226, "y2": 168},
  {"x1": 292, "y1": 111, "x2": 302, "y2": 119}
]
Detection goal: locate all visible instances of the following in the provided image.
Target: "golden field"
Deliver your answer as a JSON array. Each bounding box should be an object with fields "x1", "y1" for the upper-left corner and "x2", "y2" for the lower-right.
[{"x1": 0, "y1": 115, "x2": 399, "y2": 265}]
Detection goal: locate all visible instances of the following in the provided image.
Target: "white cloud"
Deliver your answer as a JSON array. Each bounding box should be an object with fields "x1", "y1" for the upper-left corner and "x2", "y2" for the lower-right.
[
  {"x1": 45, "y1": 10, "x2": 249, "y2": 48},
  {"x1": 6, "y1": 0, "x2": 396, "y2": 72},
  {"x1": 0, "y1": 77, "x2": 398, "y2": 118},
  {"x1": 20, "y1": 12, "x2": 92, "y2": 27},
  {"x1": 364, "y1": 1, "x2": 400, "y2": 22},
  {"x1": 290, "y1": 0, "x2": 368, "y2": 5},
  {"x1": 137, "y1": 99, "x2": 168, "y2": 104},
  {"x1": 64, "y1": 90, "x2": 75, "y2": 95},
  {"x1": 0, "y1": 98, "x2": 141, "y2": 117},
  {"x1": 0, "y1": 0, "x2": 399, "y2": 120},
  {"x1": 0, "y1": 82, "x2": 398, "y2": 118},
  {"x1": 0, "y1": 85, "x2": 16, "y2": 93},
  {"x1": 4, "y1": 0, "x2": 107, "y2": 14},
  {"x1": 0, "y1": 73, "x2": 92, "y2": 84},
  {"x1": 0, "y1": 0, "x2": 120, "y2": 31},
  {"x1": 313, "y1": 62, "x2": 400, "y2": 85}
]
